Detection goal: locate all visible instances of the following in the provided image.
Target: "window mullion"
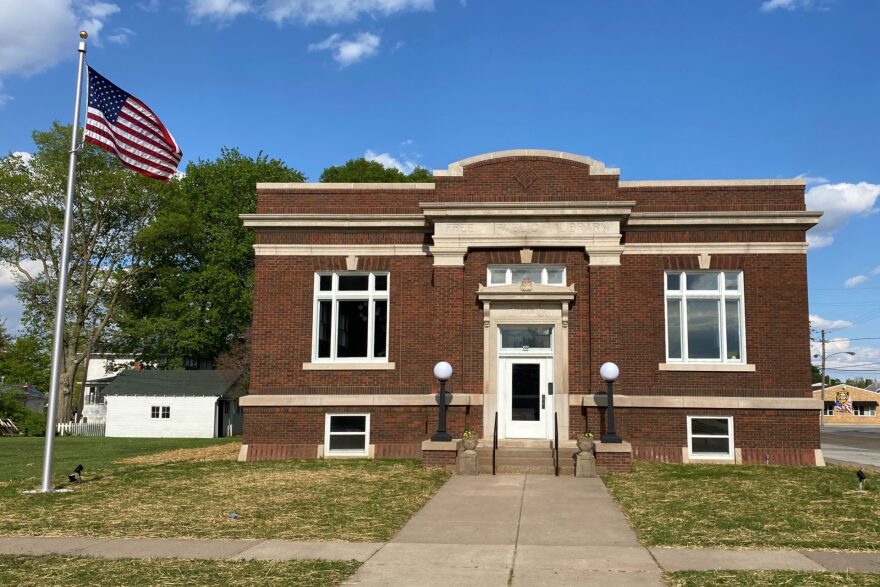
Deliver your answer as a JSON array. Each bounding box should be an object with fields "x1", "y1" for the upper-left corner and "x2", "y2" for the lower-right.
[
  {"x1": 367, "y1": 293, "x2": 375, "y2": 359},
  {"x1": 681, "y1": 285, "x2": 689, "y2": 361},
  {"x1": 331, "y1": 294, "x2": 339, "y2": 360}
]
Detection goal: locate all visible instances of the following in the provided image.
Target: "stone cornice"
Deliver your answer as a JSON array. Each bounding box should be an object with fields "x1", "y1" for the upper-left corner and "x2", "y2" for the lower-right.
[
  {"x1": 433, "y1": 149, "x2": 621, "y2": 177},
  {"x1": 626, "y1": 211, "x2": 821, "y2": 230},
  {"x1": 623, "y1": 242, "x2": 808, "y2": 255},
  {"x1": 575, "y1": 394, "x2": 821, "y2": 410},
  {"x1": 256, "y1": 182, "x2": 435, "y2": 191},
  {"x1": 619, "y1": 179, "x2": 806, "y2": 188},
  {"x1": 240, "y1": 393, "x2": 482, "y2": 407},
  {"x1": 253, "y1": 244, "x2": 429, "y2": 256},
  {"x1": 421, "y1": 201, "x2": 635, "y2": 219},
  {"x1": 241, "y1": 213, "x2": 427, "y2": 229}
]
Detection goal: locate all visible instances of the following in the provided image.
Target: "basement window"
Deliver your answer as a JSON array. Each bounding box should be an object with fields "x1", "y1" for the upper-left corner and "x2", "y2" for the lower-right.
[
  {"x1": 324, "y1": 414, "x2": 370, "y2": 457},
  {"x1": 687, "y1": 416, "x2": 734, "y2": 460},
  {"x1": 313, "y1": 273, "x2": 389, "y2": 362}
]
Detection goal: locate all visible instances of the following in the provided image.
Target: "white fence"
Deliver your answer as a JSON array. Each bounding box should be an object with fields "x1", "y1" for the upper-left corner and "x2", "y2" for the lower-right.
[{"x1": 56, "y1": 421, "x2": 105, "y2": 437}]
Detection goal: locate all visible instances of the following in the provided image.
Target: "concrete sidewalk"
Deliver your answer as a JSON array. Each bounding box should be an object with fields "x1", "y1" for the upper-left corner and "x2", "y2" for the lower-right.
[
  {"x1": 0, "y1": 536, "x2": 382, "y2": 562},
  {"x1": 1, "y1": 474, "x2": 878, "y2": 585}
]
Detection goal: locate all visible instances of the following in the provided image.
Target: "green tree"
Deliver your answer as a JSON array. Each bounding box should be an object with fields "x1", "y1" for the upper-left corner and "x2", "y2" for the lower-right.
[
  {"x1": 320, "y1": 158, "x2": 433, "y2": 183},
  {"x1": 0, "y1": 124, "x2": 166, "y2": 421},
  {"x1": 115, "y1": 148, "x2": 304, "y2": 366},
  {"x1": 0, "y1": 335, "x2": 51, "y2": 392}
]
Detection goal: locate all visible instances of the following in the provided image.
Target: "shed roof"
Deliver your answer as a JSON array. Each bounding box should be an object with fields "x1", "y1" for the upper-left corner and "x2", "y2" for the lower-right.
[
  {"x1": 0, "y1": 383, "x2": 46, "y2": 401},
  {"x1": 103, "y1": 370, "x2": 245, "y2": 400}
]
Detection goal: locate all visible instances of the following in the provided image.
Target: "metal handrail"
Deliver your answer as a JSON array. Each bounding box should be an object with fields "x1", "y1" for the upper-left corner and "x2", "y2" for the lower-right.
[
  {"x1": 492, "y1": 411, "x2": 498, "y2": 475},
  {"x1": 553, "y1": 411, "x2": 559, "y2": 476}
]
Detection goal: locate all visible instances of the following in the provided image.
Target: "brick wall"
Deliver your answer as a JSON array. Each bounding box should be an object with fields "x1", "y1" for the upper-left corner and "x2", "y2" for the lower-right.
[
  {"x1": 246, "y1": 153, "x2": 815, "y2": 464},
  {"x1": 569, "y1": 405, "x2": 818, "y2": 465}
]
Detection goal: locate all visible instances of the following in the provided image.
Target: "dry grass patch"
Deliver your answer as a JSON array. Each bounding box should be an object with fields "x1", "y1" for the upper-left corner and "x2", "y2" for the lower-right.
[
  {"x1": 665, "y1": 570, "x2": 880, "y2": 587},
  {"x1": 1, "y1": 458, "x2": 449, "y2": 541},
  {"x1": 0, "y1": 555, "x2": 359, "y2": 587},
  {"x1": 605, "y1": 462, "x2": 880, "y2": 551},
  {"x1": 115, "y1": 442, "x2": 242, "y2": 466}
]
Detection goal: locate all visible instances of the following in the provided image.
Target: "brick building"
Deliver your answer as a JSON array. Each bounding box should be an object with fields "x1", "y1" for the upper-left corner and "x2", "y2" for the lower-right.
[{"x1": 239, "y1": 150, "x2": 823, "y2": 470}]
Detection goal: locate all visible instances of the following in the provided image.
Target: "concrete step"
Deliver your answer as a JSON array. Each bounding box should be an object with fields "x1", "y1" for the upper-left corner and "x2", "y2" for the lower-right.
[
  {"x1": 476, "y1": 447, "x2": 555, "y2": 458},
  {"x1": 495, "y1": 439, "x2": 552, "y2": 448}
]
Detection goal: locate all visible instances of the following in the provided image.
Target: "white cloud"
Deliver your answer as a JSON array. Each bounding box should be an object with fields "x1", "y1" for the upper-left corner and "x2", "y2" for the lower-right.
[
  {"x1": 811, "y1": 339, "x2": 880, "y2": 373},
  {"x1": 364, "y1": 149, "x2": 416, "y2": 173},
  {"x1": 107, "y1": 27, "x2": 136, "y2": 44},
  {"x1": 187, "y1": 0, "x2": 252, "y2": 21},
  {"x1": 760, "y1": 0, "x2": 831, "y2": 12},
  {"x1": 265, "y1": 0, "x2": 432, "y2": 25},
  {"x1": 796, "y1": 173, "x2": 829, "y2": 188},
  {"x1": 844, "y1": 275, "x2": 867, "y2": 288},
  {"x1": 872, "y1": 266, "x2": 880, "y2": 276},
  {"x1": 0, "y1": 260, "x2": 43, "y2": 288},
  {"x1": 10, "y1": 152, "x2": 33, "y2": 165},
  {"x1": 806, "y1": 181, "x2": 880, "y2": 248},
  {"x1": 309, "y1": 32, "x2": 381, "y2": 67},
  {"x1": 0, "y1": 1, "x2": 122, "y2": 99},
  {"x1": 810, "y1": 314, "x2": 854, "y2": 331}
]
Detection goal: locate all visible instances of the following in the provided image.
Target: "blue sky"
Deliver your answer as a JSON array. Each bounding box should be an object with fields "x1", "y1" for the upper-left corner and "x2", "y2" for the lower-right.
[{"x1": 1, "y1": 0, "x2": 879, "y2": 379}]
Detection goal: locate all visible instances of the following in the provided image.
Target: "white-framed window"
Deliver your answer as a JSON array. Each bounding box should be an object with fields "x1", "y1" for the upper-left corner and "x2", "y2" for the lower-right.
[
  {"x1": 313, "y1": 272, "x2": 389, "y2": 362},
  {"x1": 487, "y1": 265, "x2": 566, "y2": 287},
  {"x1": 324, "y1": 413, "x2": 370, "y2": 456},
  {"x1": 853, "y1": 402, "x2": 877, "y2": 417},
  {"x1": 150, "y1": 405, "x2": 171, "y2": 419},
  {"x1": 665, "y1": 271, "x2": 745, "y2": 363},
  {"x1": 687, "y1": 416, "x2": 734, "y2": 460},
  {"x1": 824, "y1": 402, "x2": 835, "y2": 416}
]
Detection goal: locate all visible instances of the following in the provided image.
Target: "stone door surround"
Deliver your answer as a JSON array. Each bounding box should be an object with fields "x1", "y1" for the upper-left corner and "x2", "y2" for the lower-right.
[{"x1": 479, "y1": 283, "x2": 575, "y2": 442}]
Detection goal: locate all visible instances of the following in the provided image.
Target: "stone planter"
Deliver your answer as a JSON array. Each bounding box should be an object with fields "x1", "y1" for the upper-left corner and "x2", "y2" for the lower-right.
[
  {"x1": 461, "y1": 435, "x2": 479, "y2": 451},
  {"x1": 577, "y1": 436, "x2": 594, "y2": 453}
]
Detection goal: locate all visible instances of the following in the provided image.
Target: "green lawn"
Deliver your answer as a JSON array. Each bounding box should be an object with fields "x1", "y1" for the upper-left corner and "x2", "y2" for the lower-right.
[
  {"x1": 665, "y1": 571, "x2": 880, "y2": 587},
  {"x1": 0, "y1": 437, "x2": 450, "y2": 541},
  {"x1": 0, "y1": 436, "x2": 238, "y2": 488},
  {"x1": 0, "y1": 555, "x2": 359, "y2": 587},
  {"x1": 604, "y1": 462, "x2": 879, "y2": 551}
]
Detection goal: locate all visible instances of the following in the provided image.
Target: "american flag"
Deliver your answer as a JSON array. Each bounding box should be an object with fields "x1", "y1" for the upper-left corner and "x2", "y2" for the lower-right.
[{"x1": 84, "y1": 66, "x2": 182, "y2": 182}]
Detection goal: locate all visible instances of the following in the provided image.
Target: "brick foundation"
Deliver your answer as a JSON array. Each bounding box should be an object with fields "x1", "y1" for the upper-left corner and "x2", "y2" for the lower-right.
[
  {"x1": 596, "y1": 451, "x2": 632, "y2": 473},
  {"x1": 422, "y1": 450, "x2": 457, "y2": 470}
]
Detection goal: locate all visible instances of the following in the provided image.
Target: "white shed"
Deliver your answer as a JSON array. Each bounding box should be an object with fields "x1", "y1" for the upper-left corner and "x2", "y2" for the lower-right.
[{"x1": 104, "y1": 370, "x2": 245, "y2": 438}]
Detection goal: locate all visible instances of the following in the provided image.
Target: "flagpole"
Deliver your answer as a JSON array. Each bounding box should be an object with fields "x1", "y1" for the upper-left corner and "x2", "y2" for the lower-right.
[{"x1": 40, "y1": 32, "x2": 88, "y2": 493}]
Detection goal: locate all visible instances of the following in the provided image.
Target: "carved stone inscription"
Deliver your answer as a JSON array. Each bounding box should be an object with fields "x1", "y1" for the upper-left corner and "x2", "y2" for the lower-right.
[{"x1": 436, "y1": 221, "x2": 615, "y2": 237}]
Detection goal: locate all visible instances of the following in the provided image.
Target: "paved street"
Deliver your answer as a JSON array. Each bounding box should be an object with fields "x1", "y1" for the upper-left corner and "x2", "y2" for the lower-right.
[{"x1": 822, "y1": 425, "x2": 880, "y2": 470}]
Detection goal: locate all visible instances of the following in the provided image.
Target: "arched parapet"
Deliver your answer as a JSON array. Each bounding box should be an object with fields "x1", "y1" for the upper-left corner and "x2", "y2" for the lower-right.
[{"x1": 434, "y1": 149, "x2": 620, "y2": 177}]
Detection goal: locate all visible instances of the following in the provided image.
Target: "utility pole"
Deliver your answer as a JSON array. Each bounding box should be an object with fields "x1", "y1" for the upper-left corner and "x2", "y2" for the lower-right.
[{"x1": 820, "y1": 329, "x2": 826, "y2": 430}]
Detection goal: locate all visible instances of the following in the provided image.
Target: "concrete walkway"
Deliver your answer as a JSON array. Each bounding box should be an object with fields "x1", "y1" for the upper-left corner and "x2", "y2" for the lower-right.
[{"x1": 344, "y1": 475, "x2": 664, "y2": 586}]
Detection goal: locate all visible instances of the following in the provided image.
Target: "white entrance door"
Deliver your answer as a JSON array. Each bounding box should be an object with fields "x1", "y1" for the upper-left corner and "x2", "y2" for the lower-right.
[{"x1": 501, "y1": 356, "x2": 553, "y2": 438}]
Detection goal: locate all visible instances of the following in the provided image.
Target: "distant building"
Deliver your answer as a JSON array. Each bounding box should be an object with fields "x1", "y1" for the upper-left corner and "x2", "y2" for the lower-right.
[
  {"x1": 104, "y1": 370, "x2": 245, "y2": 438},
  {"x1": 0, "y1": 384, "x2": 47, "y2": 413},
  {"x1": 814, "y1": 384, "x2": 880, "y2": 425}
]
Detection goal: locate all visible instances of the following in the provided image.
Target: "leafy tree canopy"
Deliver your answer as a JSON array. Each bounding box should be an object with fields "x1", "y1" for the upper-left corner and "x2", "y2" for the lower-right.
[
  {"x1": 0, "y1": 335, "x2": 51, "y2": 392},
  {"x1": 115, "y1": 148, "x2": 304, "y2": 366},
  {"x1": 0, "y1": 123, "x2": 165, "y2": 420},
  {"x1": 320, "y1": 158, "x2": 433, "y2": 183}
]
